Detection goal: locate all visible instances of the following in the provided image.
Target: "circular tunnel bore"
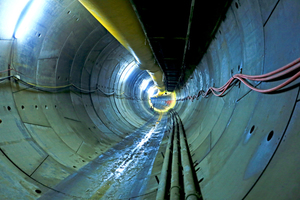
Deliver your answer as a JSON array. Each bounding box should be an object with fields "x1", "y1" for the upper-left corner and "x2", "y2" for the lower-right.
[
  {"x1": 149, "y1": 91, "x2": 176, "y2": 112},
  {"x1": 0, "y1": 0, "x2": 300, "y2": 199},
  {"x1": 0, "y1": 0, "x2": 161, "y2": 198}
]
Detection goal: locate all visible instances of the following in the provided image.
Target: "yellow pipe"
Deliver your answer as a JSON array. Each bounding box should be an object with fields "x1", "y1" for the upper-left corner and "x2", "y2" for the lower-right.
[{"x1": 78, "y1": 0, "x2": 165, "y2": 91}]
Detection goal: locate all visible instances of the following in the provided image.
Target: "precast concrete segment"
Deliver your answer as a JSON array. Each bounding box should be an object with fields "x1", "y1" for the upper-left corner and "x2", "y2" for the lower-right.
[
  {"x1": 0, "y1": 0, "x2": 300, "y2": 199},
  {"x1": 172, "y1": 0, "x2": 300, "y2": 199},
  {"x1": 40, "y1": 114, "x2": 168, "y2": 199},
  {"x1": 0, "y1": 0, "x2": 160, "y2": 198},
  {"x1": 244, "y1": 98, "x2": 300, "y2": 199}
]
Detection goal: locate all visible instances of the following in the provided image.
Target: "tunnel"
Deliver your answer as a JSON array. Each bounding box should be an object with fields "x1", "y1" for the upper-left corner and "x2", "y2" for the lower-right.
[{"x1": 0, "y1": 0, "x2": 300, "y2": 199}]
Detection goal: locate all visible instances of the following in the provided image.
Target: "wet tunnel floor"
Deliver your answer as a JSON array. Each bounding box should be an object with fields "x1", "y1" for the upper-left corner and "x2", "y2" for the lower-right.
[{"x1": 40, "y1": 113, "x2": 168, "y2": 200}]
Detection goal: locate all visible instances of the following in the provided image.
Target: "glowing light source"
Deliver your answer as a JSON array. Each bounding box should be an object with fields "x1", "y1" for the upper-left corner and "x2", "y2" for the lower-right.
[
  {"x1": 147, "y1": 86, "x2": 158, "y2": 97},
  {"x1": 14, "y1": 0, "x2": 43, "y2": 38},
  {"x1": 140, "y1": 78, "x2": 151, "y2": 91},
  {"x1": 0, "y1": 0, "x2": 29, "y2": 39},
  {"x1": 148, "y1": 91, "x2": 176, "y2": 113}
]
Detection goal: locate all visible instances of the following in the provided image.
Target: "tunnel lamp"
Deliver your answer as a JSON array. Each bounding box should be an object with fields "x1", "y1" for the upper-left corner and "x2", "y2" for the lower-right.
[
  {"x1": 14, "y1": 0, "x2": 43, "y2": 39},
  {"x1": 148, "y1": 91, "x2": 176, "y2": 113}
]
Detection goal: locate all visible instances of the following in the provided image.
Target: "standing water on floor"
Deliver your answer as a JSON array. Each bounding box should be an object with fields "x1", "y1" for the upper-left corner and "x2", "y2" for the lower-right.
[{"x1": 40, "y1": 113, "x2": 168, "y2": 200}]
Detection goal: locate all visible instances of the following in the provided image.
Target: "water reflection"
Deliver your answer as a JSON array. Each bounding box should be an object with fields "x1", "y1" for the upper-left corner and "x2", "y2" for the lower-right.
[{"x1": 40, "y1": 114, "x2": 167, "y2": 200}]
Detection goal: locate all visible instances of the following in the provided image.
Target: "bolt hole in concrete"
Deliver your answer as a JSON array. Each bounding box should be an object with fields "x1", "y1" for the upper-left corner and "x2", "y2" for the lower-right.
[
  {"x1": 267, "y1": 131, "x2": 274, "y2": 141},
  {"x1": 45, "y1": 105, "x2": 48, "y2": 109},
  {"x1": 21, "y1": 105, "x2": 24, "y2": 110},
  {"x1": 35, "y1": 189, "x2": 41, "y2": 194},
  {"x1": 0, "y1": 119, "x2": 2, "y2": 124},
  {"x1": 73, "y1": 166, "x2": 76, "y2": 168},
  {"x1": 155, "y1": 175, "x2": 159, "y2": 184},
  {"x1": 235, "y1": 2, "x2": 239, "y2": 9},
  {"x1": 35, "y1": 105, "x2": 38, "y2": 109},
  {"x1": 7, "y1": 106, "x2": 11, "y2": 111},
  {"x1": 67, "y1": 10, "x2": 71, "y2": 14},
  {"x1": 250, "y1": 125, "x2": 255, "y2": 134}
]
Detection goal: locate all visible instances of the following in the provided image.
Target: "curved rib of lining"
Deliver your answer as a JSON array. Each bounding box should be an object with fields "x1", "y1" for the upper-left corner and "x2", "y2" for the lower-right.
[{"x1": 0, "y1": 0, "x2": 300, "y2": 199}]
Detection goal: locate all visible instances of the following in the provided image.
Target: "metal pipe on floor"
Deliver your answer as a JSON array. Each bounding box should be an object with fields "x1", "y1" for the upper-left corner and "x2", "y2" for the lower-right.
[
  {"x1": 170, "y1": 116, "x2": 181, "y2": 199},
  {"x1": 156, "y1": 114, "x2": 174, "y2": 200},
  {"x1": 178, "y1": 116, "x2": 201, "y2": 200}
]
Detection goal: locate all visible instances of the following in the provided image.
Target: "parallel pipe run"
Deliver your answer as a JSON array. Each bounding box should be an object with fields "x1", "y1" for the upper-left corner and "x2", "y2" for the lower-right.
[
  {"x1": 170, "y1": 117, "x2": 181, "y2": 199},
  {"x1": 178, "y1": 116, "x2": 202, "y2": 200},
  {"x1": 156, "y1": 116, "x2": 174, "y2": 200},
  {"x1": 78, "y1": 0, "x2": 165, "y2": 91},
  {"x1": 156, "y1": 111, "x2": 201, "y2": 200}
]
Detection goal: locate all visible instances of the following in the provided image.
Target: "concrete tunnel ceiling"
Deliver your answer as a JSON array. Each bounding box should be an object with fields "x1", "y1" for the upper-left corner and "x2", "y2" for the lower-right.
[{"x1": 0, "y1": 0, "x2": 300, "y2": 199}]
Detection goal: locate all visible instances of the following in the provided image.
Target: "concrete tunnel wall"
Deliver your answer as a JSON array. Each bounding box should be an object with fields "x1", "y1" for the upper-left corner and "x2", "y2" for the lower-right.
[
  {"x1": 0, "y1": 0, "x2": 299, "y2": 199},
  {"x1": 0, "y1": 0, "x2": 156, "y2": 198},
  {"x1": 173, "y1": 0, "x2": 300, "y2": 199}
]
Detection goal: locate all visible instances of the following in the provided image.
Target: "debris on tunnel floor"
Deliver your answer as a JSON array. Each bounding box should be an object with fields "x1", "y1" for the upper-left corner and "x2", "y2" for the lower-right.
[{"x1": 39, "y1": 114, "x2": 168, "y2": 200}]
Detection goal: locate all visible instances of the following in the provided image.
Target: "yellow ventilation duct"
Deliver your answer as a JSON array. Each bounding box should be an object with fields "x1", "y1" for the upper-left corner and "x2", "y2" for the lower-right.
[{"x1": 78, "y1": 0, "x2": 165, "y2": 91}]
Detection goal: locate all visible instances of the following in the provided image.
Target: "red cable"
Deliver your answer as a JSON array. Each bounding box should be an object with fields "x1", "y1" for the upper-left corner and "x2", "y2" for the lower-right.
[
  {"x1": 242, "y1": 58, "x2": 300, "y2": 79},
  {"x1": 236, "y1": 70, "x2": 300, "y2": 93},
  {"x1": 179, "y1": 57, "x2": 300, "y2": 101},
  {"x1": 0, "y1": 69, "x2": 13, "y2": 73},
  {"x1": 239, "y1": 62, "x2": 300, "y2": 81}
]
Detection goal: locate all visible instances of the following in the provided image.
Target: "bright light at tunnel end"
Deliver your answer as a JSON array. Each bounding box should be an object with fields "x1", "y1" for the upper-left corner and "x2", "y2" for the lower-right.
[{"x1": 148, "y1": 91, "x2": 176, "y2": 113}]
